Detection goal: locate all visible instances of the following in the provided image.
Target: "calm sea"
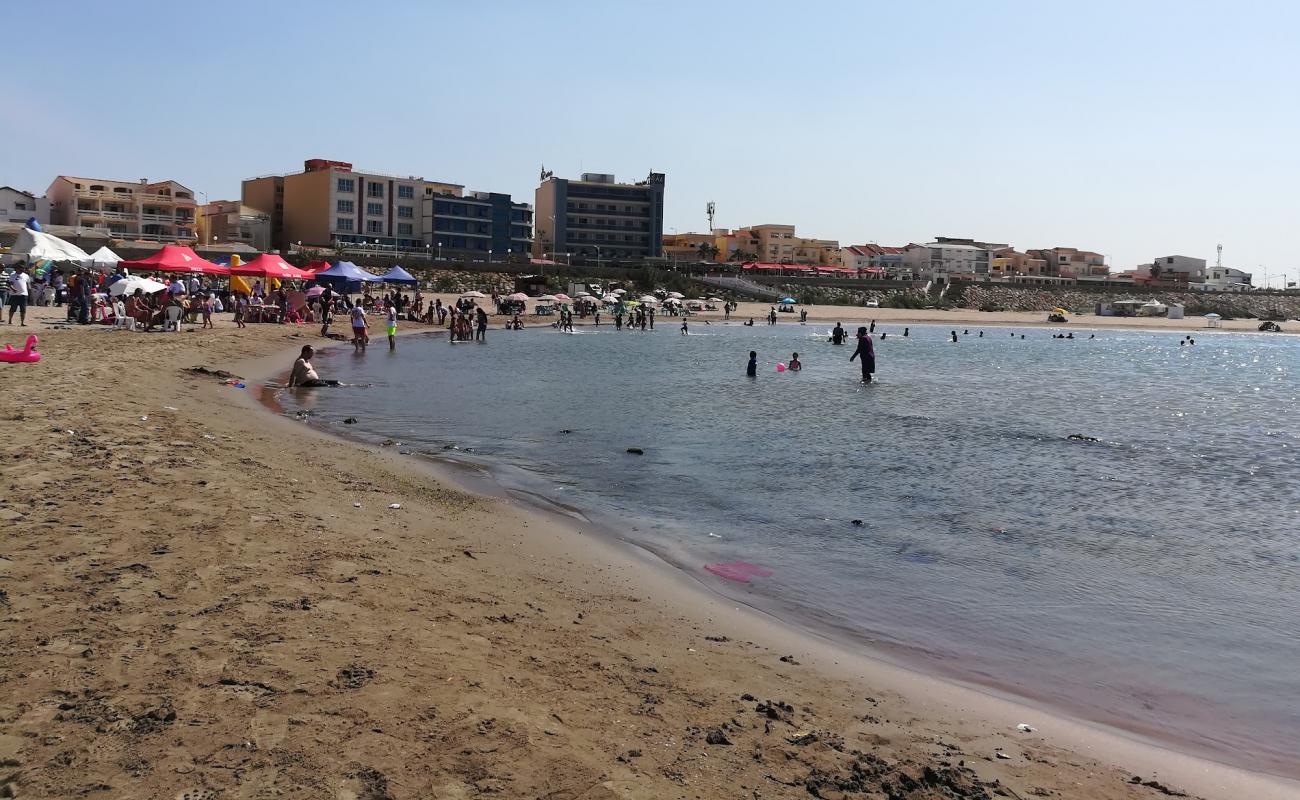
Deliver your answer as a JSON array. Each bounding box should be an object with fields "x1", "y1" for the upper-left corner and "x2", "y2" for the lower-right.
[{"x1": 274, "y1": 322, "x2": 1300, "y2": 776}]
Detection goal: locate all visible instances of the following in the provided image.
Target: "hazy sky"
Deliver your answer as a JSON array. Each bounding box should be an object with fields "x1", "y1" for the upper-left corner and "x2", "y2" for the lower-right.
[{"x1": 6, "y1": 1, "x2": 1298, "y2": 284}]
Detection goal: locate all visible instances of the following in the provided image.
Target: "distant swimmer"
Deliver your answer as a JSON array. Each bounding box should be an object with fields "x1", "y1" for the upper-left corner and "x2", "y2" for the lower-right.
[
  {"x1": 880, "y1": 332, "x2": 887, "y2": 339},
  {"x1": 831, "y1": 322, "x2": 846, "y2": 345},
  {"x1": 747, "y1": 350, "x2": 758, "y2": 378},
  {"x1": 869, "y1": 320, "x2": 876, "y2": 333},
  {"x1": 681, "y1": 319, "x2": 689, "y2": 335},
  {"x1": 963, "y1": 329, "x2": 969, "y2": 335},
  {"x1": 745, "y1": 318, "x2": 755, "y2": 327},
  {"x1": 951, "y1": 330, "x2": 958, "y2": 343},
  {"x1": 1067, "y1": 332, "x2": 1074, "y2": 339},
  {"x1": 850, "y1": 327, "x2": 875, "y2": 383},
  {"x1": 1089, "y1": 334, "x2": 1095, "y2": 339},
  {"x1": 788, "y1": 352, "x2": 801, "y2": 371},
  {"x1": 903, "y1": 327, "x2": 909, "y2": 337},
  {"x1": 978, "y1": 331, "x2": 983, "y2": 338}
]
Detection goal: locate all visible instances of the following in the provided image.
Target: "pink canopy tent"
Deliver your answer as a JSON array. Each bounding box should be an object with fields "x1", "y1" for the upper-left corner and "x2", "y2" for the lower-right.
[
  {"x1": 231, "y1": 254, "x2": 312, "y2": 280},
  {"x1": 121, "y1": 245, "x2": 229, "y2": 276}
]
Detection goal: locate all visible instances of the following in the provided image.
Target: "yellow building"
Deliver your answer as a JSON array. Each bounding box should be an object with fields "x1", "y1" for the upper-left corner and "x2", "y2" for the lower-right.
[{"x1": 733, "y1": 224, "x2": 840, "y2": 265}]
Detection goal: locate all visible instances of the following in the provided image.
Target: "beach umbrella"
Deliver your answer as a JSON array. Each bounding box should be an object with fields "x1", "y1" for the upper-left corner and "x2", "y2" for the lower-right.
[
  {"x1": 601, "y1": 294, "x2": 619, "y2": 302},
  {"x1": 708, "y1": 297, "x2": 724, "y2": 302},
  {"x1": 459, "y1": 290, "x2": 487, "y2": 298},
  {"x1": 535, "y1": 294, "x2": 558, "y2": 302},
  {"x1": 613, "y1": 288, "x2": 627, "y2": 295},
  {"x1": 667, "y1": 291, "x2": 684, "y2": 299},
  {"x1": 1204, "y1": 312, "x2": 1222, "y2": 318},
  {"x1": 507, "y1": 292, "x2": 529, "y2": 301},
  {"x1": 109, "y1": 275, "x2": 167, "y2": 296},
  {"x1": 638, "y1": 295, "x2": 660, "y2": 304},
  {"x1": 1052, "y1": 307, "x2": 1069, "y2": 314},
  {"x1": 306, "y1": 286, "x2": 326, "y2": 297},
  {"x1": 780, "y1": 297, "x2": 797, "y2": 304},
  {"x1": 574, "y1": 290, "x2": 592, "y2": 297},
  {"x1": 554, "y1": 293, "x2": 572, "y2": 302}
]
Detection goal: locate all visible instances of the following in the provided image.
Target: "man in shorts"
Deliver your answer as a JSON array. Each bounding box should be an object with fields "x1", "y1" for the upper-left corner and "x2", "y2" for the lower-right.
[
  {"x1": 350, "y1": 303, "x2": 368, "y2": 352},
  {"x1": 7, "y1": 264, "x2": 31, "y2": 326}
]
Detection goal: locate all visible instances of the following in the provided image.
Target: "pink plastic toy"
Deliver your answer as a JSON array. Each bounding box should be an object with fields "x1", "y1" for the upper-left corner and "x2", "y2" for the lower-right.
[
  {"x1": 0, "y1": 335, "x2": 40, "y2": 363},
  {"x1": 776, "y1": 362, "x2": 786, "y2": 372},
  {"x1": 704, "y1": 561, "x2": 773, "y2": 584}
]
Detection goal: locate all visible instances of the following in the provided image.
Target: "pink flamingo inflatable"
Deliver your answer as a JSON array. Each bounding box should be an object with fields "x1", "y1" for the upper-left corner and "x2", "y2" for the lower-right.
[{"x1": 0, "y1": 335, "x2": 40, "y2": 363}]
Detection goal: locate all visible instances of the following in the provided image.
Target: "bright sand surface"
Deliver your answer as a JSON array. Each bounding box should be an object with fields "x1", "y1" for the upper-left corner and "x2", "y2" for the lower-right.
[{"x1": 1, "y1": 303, "x2": 1296, "y2": 799}]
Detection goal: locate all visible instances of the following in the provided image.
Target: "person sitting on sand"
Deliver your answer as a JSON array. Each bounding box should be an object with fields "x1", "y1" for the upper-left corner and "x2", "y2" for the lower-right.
[{"x1": 288, "y1": 346, "x2": 338, "y2": 387}]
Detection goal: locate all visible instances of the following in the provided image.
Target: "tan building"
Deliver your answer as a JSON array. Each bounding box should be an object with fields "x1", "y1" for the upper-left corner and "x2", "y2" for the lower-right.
[
  {"x1": 662, "y1": 231, "x2": 721, "y2": 263},
  {"x1": 733, "y1": 224, "x2": 840, "y2": 265},
  {"x1": 197, "y1": 200, "x2": 272, "y2": 250},
  {"x1": 991, "y1": 248, "x2": 1050, "y2": 277},
  {"x1": 1037, "y1": 247, "x2": 1108, "y2": 278},
  {"x1": 46, "y1": 176, "x2": 198, "y2": 243},
  {"x1": 244, "y1": 158, "x2": 529, "y2": 258}
]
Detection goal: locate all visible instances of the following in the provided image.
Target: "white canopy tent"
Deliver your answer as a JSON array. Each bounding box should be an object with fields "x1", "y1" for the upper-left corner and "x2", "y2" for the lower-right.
[
  {"x1": 10, "y1": 228, "x2": 92, "y2": 263},
  {"x1": 86, "y1": 246, "x2": 123, "y2": 270}
]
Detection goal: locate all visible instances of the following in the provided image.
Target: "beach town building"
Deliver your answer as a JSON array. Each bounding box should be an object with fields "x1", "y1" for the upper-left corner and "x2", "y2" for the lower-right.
[
  {"x1": 1204, "y1": 266, "x2": 1252, "y2": 290},
  {"x1": 1034, "y1": 247, "x2": 1108, "y2": 278},
  {"x1": 991, "y1": 248, "x2": 1049, "y2": 277},
  {"x1": 662, "y1": 231, "x2": 720, "y2": 263},
  {"x1": 45, "y1": 176, "x2": 198, "y2": 243},
  {"x1": 244, "y1": 159, "x2": 531, "y2": 258},
  {"x1": 842, "y1": 243, "x2": 907, "y2": 276},
  {"x1": 534, "y1": 171, "x2": 665, "y2": 261},
  {"x1": 902, "y1": 241, "x2": 995, "y2": 279},
  {"x1": 0, "y1": 187, "x2": 50, "y2": 226},
  {"x1": 197, "y1": 200, "x2": 272, "y2": 250},
  {"x1": 729, "y1": 224, "x2": 840, "y2": 266}
]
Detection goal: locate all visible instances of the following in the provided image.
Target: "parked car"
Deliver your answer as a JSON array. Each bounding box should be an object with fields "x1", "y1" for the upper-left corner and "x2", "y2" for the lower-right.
[{"x1": 865, "y1": 299, "x2": 880, "y2": 308}]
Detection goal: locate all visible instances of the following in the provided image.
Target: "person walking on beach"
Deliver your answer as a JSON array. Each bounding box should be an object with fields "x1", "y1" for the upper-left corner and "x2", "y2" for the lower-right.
[
  {"x1": 7, "y1": 264, "x2": 31, "y2": 326},
  {"x1": 850, "y1": 326, "x2": 875, "y2": 383},
  {"x1": 385, "y1": 301, "x2": 398, "y2": 350},
  {"x1": 746, "y1": 350, "x2": 758, "y2": 378},
  {"x1": 350, "y1": 303, "x2": 368, "y2": 352}
]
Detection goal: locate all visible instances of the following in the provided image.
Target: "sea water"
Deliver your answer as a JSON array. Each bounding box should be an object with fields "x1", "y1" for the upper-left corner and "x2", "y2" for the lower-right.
[{"x1": 275, "y1": 322, "x2": 1300, "y2": 776}]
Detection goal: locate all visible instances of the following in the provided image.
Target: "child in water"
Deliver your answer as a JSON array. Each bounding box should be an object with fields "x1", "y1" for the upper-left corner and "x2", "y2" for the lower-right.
[
  {"x1": 788, "y1": 352, "x2": 801, "y2": 371},
  {"x1": 746, "y1": 351, "x2": 757, "y2": 377}
]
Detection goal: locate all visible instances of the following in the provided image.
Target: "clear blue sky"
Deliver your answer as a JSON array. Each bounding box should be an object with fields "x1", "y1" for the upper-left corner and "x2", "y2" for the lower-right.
[{"x1": 6, "y1": 0, "x2": 1298, "y2": 284}]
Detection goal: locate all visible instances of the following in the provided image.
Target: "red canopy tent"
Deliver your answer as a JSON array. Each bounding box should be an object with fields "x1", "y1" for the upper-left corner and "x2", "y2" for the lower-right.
[
  {"x1": 231, "y1": 254, "x2": 312, "y2": 280},
  {"x1": 302, "y1": 259, "x2": 331, "y2": 275},
  {"x1": 121, "y1": 245, "x2": 229, "y2": 276}
]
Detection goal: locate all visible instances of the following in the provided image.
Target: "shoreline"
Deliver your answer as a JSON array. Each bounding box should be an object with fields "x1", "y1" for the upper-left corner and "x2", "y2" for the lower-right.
[
  {"x1": 241, "y1": 328, "x2": 1298, "y2": 795},
  {"x1": 2, "y1": 307, "x2": 1295, "y2": 799}
]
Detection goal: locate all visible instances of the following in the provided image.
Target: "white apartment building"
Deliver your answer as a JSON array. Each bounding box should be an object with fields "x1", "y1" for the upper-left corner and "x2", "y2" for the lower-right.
[
  {"x1": 0, "y1": 187, "x2": 50, "y2": 225},
  {"x1": 902, "y1": 241, "x2": 992, "y2": 279},
  {"x1": 46, "y1": 176, "x2": 198, "y2": 242}
]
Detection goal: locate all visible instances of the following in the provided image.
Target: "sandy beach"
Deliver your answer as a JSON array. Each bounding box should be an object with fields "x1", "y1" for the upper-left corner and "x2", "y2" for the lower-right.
[{"x1": 1, "y1": 304, "x2": 1296, "y2": 800}]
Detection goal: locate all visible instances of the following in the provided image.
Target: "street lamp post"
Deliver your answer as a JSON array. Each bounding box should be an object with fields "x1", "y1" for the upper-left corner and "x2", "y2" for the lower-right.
[{"x1": 594, "y1": 245, "x2": 602, "y2": 268}]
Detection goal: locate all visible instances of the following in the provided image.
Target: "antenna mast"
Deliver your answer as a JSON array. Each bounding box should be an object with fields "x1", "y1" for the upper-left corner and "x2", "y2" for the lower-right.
[
  {"x1": 1216, "y1": 243, "x2": 1222, "y2": 268},
  {"x1": 706, "y1": 201, "x2": 715, "y2": 231}
]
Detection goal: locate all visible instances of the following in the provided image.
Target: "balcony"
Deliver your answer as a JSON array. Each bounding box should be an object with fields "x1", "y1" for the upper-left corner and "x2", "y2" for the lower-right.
[{"x1": 75, "y1": 189, "x2": 135, "y2": 200}]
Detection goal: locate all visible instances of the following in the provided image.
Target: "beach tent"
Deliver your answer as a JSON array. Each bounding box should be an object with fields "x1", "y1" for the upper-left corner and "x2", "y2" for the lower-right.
[
  {"x1": 379, "y1": 265, "x2": 418, "y2": 285},
  {"x1": 86, "y1": 245, "x2": 122, "y2": 270},
  {"x1": 231, "y1": 254, "x2": 312, "y2": 280},
  {"x1": 313, "y1": 261, "x2": 382, "y2": 284},
  {"x1": 302, "y1": 259, "x2": 331, "y2": 275},
  {"x1": 121, "y1": 245, "x2": 229, "y2": 275},
  {"x1": 10, "y1": 228, "x2": 92, "y2": 263}
]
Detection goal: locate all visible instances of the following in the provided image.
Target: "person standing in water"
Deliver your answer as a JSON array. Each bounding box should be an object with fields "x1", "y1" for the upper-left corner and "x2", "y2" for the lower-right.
[
  {"x1": 788, "y1": 352, "x2": 802, "y2": 371},
  {"x1": 385, "y1": 301, "x2": 398, "y2": 351},
  {"x1": 746, "y1": 350, "x2": 757, "y2": 378},
  {"x1": 476, "y1": 306, "x2": 488, "y2": 341},
  {"x1": 680, "y1": 318, "x2": 688, "y2": 335},
  {"x1": 831, "y1": 322, "x2": 846, "y2": 345},
  {"x1": 350, "y1": 303, "x2": 368, "y2": 352},
  {"x1": 850, "y1": 326, "x2": 875, "y2": 383},
  {"x1": 950, "y1": 330, "x2": 958, "y2": 343}
]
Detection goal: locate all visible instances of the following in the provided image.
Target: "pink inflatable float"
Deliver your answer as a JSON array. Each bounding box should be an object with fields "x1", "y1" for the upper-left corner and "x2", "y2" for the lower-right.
[{"x1": 0, "y1": 335, "x2": 40, "y2": 363}]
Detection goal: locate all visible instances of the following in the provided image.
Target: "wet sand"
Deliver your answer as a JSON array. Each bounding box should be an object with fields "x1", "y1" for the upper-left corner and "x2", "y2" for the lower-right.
[{"x1": 1, "y1": 304, "x2": 1296, "y2": 799}]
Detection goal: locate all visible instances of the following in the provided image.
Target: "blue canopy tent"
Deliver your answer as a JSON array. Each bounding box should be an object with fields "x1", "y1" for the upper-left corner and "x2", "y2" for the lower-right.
[
  {"x1": 379, "y1": 265, "x2": 418, "y2": 285},
  {"x1": 313, "y1": 261, "x2": 382, "y2": 294}
]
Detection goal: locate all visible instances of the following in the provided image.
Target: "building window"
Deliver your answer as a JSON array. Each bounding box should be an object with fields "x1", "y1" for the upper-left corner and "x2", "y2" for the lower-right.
[
  {"x1": 337, "y1": 200, "x2": 354, "y2": 213},
  {"x1": 397, "y1": 206, "x2": 413, "y2": 219},
  {"x1": 366, "y1": 220, "x2": 383, "y2": 234},
  {"x1": 367, "y1": 182, "x2": 384, "y2": 198},
  {"x1": 398, "y1": 185, "x2": 414, "y2": 199},
  {"x1": 397, "y1": 223, "x2": 413, "y2": 235},
  {"x1": 336, "y1": 217, "x2": 354, "y2": 231},
  {"x1": 367, "y1": 202, "x2": 383, "y2": 216},
  {"x1": 337, "y1": 178, "x2": 355, "y2": 193}
]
